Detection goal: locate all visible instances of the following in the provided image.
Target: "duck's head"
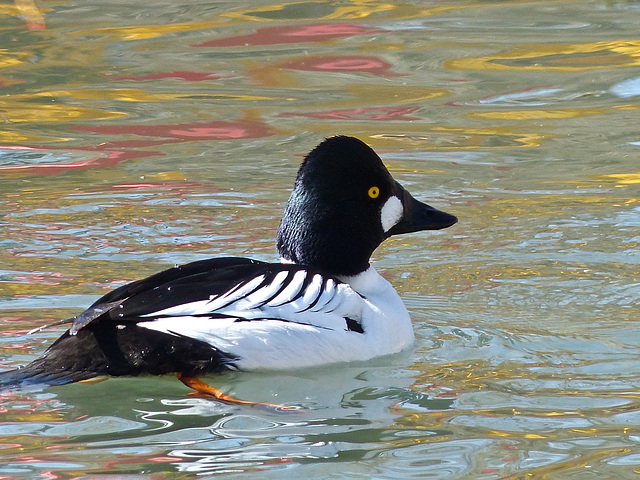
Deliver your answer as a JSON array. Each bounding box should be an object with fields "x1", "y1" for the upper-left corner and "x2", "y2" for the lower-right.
[{"x1": 276, "y1": 136, "x2": 457, "y2": 277}]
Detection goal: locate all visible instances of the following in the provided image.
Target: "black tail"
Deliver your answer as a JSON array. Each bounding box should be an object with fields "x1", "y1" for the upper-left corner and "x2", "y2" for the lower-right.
[
  {"x1": 0, "y1": 358, "x2": 98, "y2": 390},
  {"x1": 0, "y1": 320, "x2": 236, "y2": 392},
  {"x1": 0, "y1": 327, "x2": 112, "y2": 390}
]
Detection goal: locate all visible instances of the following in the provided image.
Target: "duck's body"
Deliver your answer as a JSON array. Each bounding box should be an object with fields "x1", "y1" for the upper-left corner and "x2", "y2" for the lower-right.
[
  {"x1": 0, "y1": 136, "x2": 456, "y2": 398},
  {"x1": 138, "y1": 263, "x2": 414, "y2": 371}
]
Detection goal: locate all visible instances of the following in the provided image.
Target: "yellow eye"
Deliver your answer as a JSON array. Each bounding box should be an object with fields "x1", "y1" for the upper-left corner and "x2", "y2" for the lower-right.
[{"x1": 368, "y1": 186, "x2": 380, "y2": 199}]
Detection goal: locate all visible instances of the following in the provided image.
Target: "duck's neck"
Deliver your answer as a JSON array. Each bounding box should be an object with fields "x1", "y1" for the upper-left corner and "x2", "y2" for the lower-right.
[
  {"x1": 275, "y1": 189, "x2": 381, "y2": 277},
  {"x1": 276, "y1": 229, "x2": 373, "y2": 277},
  {"x1": 337, "y1": 266, "x2": 389, "y2": 297}
]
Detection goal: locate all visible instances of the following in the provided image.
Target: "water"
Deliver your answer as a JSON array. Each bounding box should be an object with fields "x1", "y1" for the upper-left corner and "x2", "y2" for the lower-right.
[{"x1": 1, "y1": 0, "x2": 639, "y2": 478}]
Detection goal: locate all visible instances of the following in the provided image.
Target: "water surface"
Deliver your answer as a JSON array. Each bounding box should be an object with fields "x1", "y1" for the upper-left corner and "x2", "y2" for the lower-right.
[{"x1": 1, "y1": 1, "x2": 640, "y2": 478}]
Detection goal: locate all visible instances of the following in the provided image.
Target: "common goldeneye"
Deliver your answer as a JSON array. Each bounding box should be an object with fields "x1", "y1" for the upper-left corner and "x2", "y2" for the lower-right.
[{"x1": 0, "y1": 136, "x2": 457, "y2": 404}]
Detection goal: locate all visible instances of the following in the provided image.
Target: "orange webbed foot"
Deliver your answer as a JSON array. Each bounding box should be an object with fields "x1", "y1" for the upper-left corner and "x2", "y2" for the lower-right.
[{"x1": 177, "y1": 373, "x2": 299, "y2": 412}]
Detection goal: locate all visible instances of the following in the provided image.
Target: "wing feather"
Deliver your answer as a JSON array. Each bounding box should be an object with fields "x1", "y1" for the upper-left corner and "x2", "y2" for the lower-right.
[
  {"x1": 296, "y1": 274, "x2": 330, "y2": 313},
  {"x1": 58, "y1": 257, "x2": 364, "y2": 338},
  {"x1": 266, "y1": 270, "x2": 308, "y2": 307},
  {"x1": 245, "y1": 270, "x2": 291, "y2": 308},
  {"x1": 204, "y1": 274, "x2": 267, "y2": 311}
]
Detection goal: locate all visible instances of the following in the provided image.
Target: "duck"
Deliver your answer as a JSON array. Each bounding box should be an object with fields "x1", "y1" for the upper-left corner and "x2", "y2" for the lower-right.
[{"x1": 0, "y1": 136, "x2": 457, "y2": 405}]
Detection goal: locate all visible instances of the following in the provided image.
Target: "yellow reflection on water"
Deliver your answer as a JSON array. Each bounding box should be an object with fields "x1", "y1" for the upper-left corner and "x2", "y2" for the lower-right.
[
  {"x1": 448, "y1": 40, "x2": 640, "y2": 71},
  {"x1": 224, "y1": 1, "x2": 396, "y2": 21},
  {"x1": 30, "y1": 89, "x2": 278, "y2": 103},
  {"x1": 14, "y1": 0, "x2": 45, "y2": 29},
  {"x1": 343, "y1": 85, "x2": 449, "y2": 106},
  {"x1": 467, "y1": 108, "x2": 606, "y2": 121},
  {"x1": 599, "y1": 172, "x2": 640, "y2": 185},
  {"x1": 0, "y1": 131, "x2": 66, "y2": 143},
  {"x1": 222, "y1": 1, "x2": 458, "y2": 22},
  {"x1": 0, "y1": 100, "x2": 126, "y2": 123},
  {"x1": 488, "y1": 194, "x2": 634, "y2": 216},
  {"x1": 70, "y1": 20, "x2": 227, "y2": 41},
  {"x1": 0, "y1": 49, "x2": 32, "y2": 68},
  {"x1": 362, "y1": 126, "x2": 552, "y2": 150}
]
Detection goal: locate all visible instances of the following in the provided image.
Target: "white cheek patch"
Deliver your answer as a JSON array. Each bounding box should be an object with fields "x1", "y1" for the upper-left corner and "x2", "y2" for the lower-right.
[{"x1": 380, "y1": 196, "x2": 404, "y2": 233}]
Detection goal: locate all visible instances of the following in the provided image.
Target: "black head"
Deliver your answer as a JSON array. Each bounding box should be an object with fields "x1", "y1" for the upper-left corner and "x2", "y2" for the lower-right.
[{"x1": 276, "y1": 136, "x2": 457, "y2": 276}]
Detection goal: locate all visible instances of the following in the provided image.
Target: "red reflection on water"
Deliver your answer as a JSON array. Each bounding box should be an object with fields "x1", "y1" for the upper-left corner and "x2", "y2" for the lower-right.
[
  {"x1": 0, "y1": 75, "x2": 25, "y2": 88},
  {"x1": 110, "y1": 181, "x2": 207, "y2": 191},
  {"x1": 0, "y1": 442, "x2": 22, "y2": 448},
  {"x1": 111, "y1": 183, "x2": 159, "y2": 189},
  {"x1": 114, "y1": 71, "x2": 225, "y2": 82},
  {"x1": 0, "y1": 116, "x2": 275, "y2": 176},
  {"x1": 281, "y1": 106, "x2": 421, "y2": 121},
  {"x1": 193, "y1": 23, "x2": 384, "y2": 47},
  {"x1": 37, "y1": 470, "x2": 58, "y2": 479},
  {"x1": 12, "y1": 274, "x2": 61, "y2": 286},
  {"x1": 279, "y1": 55, "x2": 404, "y2": 77},
  {"x1": 0, "y1": 147, "x2": 158, "y2": 176},
  {"x1": 73, "y1": 118, "x2": 274, "y2": 141},
  {"x1": 0, "y1": 313, "x2": 58, "y2": 337},
  {"x1": 1, "y1": 316, "x2": 33, "y2": 326},
  {"x1": 14, "y1": 0, "x2": 46, "y2": 30},
  {"x1": 101, "y1": 455, "x2": 182, "y2": 471}
]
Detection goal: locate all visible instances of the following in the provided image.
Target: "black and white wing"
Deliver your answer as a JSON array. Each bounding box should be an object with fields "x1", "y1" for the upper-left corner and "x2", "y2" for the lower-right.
[{"x1": 65, "y1": 257, "x2": 365, "y2": 336}]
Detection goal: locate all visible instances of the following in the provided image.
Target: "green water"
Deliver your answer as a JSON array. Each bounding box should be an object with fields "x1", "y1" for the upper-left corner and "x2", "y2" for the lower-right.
[{"x1": 1, "y1": 1, "x2": 640, "y2": 478}]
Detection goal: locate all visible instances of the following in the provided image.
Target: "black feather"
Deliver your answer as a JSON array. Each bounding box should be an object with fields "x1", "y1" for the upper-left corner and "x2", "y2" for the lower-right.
[{"x1": 345, "y1": 317, "x2": 364, "y2": 334}]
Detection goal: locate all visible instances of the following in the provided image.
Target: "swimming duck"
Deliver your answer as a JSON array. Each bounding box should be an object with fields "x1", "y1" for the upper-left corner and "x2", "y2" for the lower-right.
[{"x1": 0, "y1": 136, "x2": 457, "y2": 404}]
